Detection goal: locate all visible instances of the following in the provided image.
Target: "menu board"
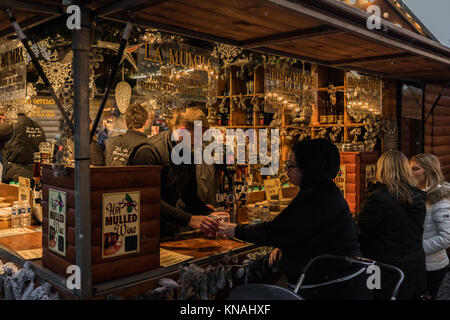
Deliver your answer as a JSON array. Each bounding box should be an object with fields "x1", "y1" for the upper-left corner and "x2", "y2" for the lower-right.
[
  {"x1": 263, "y1": 178, "x2": 282, "y2": 201},
  {"x1": 160, "y1": 248, "x2": 193, "y2": 267},
  {"x1": 48, "y1": 189, "x2": 67, "y2": 256},
  {"x1": 102, "y1": 191, "x2": 140, "y2": 259},
  {"x1": 16, "y1": 248, "x2": 42, "y2": 260}
]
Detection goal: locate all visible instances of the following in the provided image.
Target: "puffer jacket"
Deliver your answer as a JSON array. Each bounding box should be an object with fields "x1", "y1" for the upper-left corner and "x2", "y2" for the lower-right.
[{"x1": 423, "y1": 182, "x2": 450, "y2": 271}]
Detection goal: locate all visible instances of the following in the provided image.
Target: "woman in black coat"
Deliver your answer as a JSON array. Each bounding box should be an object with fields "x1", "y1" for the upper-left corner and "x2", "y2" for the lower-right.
[
  {"x1": 219, "y1": 139, "x2": 364, "y2": 299},
  {"x1": 357, "y1": 150, "x2": 427, "y2": 300}
]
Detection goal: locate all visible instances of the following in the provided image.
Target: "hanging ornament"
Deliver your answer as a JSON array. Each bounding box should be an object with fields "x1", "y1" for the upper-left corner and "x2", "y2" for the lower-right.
[{"x1": 115, "y1": 66, "x2": 132, "y2": 114}]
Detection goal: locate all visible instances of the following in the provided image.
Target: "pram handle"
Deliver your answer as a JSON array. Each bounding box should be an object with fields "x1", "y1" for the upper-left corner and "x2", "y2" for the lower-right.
[{"x1": 293, "y1": 254, "x2": 405, "y2": 300}]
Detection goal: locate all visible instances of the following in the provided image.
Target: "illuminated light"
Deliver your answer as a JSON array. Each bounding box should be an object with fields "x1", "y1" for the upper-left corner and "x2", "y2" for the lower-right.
[{"x1": 383, "y1": 12, "x2": 389, "y2": 19}]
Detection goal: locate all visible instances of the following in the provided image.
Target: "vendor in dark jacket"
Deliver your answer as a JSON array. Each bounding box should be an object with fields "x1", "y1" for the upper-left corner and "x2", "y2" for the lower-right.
[
  {"x1": 105, "y1": 104, "x2": 153, "y2": 166},
  {"x1": 357, "y1": 150, "x2": 427, "y2": 300},
  {"x1": 0, "y1": 117, "x2": 13, "y2": 181},
  {"x1": 219, "y1": 139, "x2": 363, "y2": 299},
  {"x1": 128, "y1": 107, "x2": 218, "y2": 238},
  {"x1": 2, "y1": 112, "x2": 46, "y2": 182}
]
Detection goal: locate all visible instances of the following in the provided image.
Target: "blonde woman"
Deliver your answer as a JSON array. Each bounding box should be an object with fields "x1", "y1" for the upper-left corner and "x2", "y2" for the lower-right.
[
  {"x1": 357, "y1": 150, "x2": 427, "y2": 300},
  {"x1": 410, "y1": 154, "x2": 450, "y2": 299}
]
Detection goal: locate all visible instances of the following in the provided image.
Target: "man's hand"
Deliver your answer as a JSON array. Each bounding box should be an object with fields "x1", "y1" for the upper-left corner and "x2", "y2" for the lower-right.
[
  {"x1": 218, "y1": 222, "x2": 237, "y2": 238},
  {"x1": 188, "y1": 215, "x2": 218, "y2": 233},
  {"x1": 268, "y1": 248, "x2": 282, "y2": 267}
]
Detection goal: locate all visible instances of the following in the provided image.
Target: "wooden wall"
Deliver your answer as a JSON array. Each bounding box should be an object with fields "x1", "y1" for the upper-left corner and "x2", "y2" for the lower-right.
[
  {"x1": 425, "y1": 84, "x2": 450, "y2": 180},
  {"x1": 400, "y1": 83, "x2": 423, "y2": 158}
]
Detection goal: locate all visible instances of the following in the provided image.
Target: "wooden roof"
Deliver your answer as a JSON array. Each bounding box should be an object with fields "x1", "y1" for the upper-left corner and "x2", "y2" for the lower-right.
[
  {"x1": 0, "y1": 0, "x2": 63, "y2": 38},
  {"x1": 1, "y1": 0, "x2": 450, "y2": 82}
]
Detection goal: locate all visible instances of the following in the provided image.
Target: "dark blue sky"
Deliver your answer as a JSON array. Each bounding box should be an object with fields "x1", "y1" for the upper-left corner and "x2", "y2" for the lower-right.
[{"x1": 403, "y1": 0, "x2": 450, "y2": 47}]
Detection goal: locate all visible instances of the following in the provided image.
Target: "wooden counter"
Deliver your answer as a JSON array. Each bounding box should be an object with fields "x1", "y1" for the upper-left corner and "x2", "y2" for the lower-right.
[{"x1": 0, "y1": 230, "x2": 260, "y2": 299}]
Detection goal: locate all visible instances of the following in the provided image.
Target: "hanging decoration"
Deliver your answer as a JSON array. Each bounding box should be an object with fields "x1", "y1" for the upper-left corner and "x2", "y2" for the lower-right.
[
  {"x1": 346, "y1": 71, "x2": 382, "y2": 123},
  {"x1": 105, "y1": 247, "x2": 279, "y2": 300},
  {"x1": 115, "y1": 66, "x2": 132, "y2": 113},
  {"x1": 210, "y1": 43, "x2": 242, "y2": 67}
]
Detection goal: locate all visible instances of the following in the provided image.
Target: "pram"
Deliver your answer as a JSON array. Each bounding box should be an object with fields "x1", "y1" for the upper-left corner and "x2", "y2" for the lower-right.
[{"x1": 227, "y1": 254, "x2": 405, "y2": 300}]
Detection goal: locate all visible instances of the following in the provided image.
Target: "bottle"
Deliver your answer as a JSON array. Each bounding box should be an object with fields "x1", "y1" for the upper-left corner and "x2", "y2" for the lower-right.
[
  {"x1": 262, "y1": 206, "x2": 269, "y2": 222},
  {"x1": 11, "y1": 201, "x2": 20, "y2": 228},
  {"x1": 319, "y1": 94, "x2": 327, "y2": 124},
  {"x1": 253, "y1": 204, "x2": 261, "y2": 220},
  {"x1": 259, "y1": 113, "x2": 265, "y2": 126},
  {"x1": 337, "y1": 92, "x2": 345, "y2": 123},
  {"x1": 22, "y1": 201, "x2": 31, "y2": 228},
  {"x1": 18, "y1": 201, "x2": 26, "y2": 228},
  {"x1": 327, "y1": 98, "x2": 334, "y2": 124}
]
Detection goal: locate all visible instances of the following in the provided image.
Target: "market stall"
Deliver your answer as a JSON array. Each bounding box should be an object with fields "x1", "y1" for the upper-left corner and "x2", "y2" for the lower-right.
[{"x1": 0, "y1": 0, "x2": 448, "y2": 300}]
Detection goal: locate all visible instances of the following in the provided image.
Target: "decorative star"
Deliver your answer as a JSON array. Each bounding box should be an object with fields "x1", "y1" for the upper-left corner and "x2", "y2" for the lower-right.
[{"x1": 95, "y1": 40, "x2": 144, "y2": 71}]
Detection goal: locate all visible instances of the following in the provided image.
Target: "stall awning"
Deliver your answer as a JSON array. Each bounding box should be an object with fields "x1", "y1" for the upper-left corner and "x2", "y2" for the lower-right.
[
  {"x1": 0, "y1": 1, "x2": 62, "y2": 38},
  {"x1": 2, "y1": 0, "x2": 449, "y2": 82},
  {"x1": 86, "y1": 0, "x2": 450, "y2": 83}
]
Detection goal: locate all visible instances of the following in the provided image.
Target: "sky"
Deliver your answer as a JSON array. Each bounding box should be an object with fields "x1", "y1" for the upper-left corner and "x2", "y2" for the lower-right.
[{"x1": 402, "y1": 0, "x2": 450, "y2": 47}]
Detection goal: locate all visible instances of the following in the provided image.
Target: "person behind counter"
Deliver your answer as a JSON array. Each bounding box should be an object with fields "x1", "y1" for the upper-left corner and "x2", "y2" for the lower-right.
[
  {"x1": 2, "y1": 112, "x2": 46, "y2": 182},
  {"x1": 128, "y1": 107, "x2": 218, "y2": 238},
  {"x1": 357, "y1": 151, "x2": 427, "y2": 300},
  {"x1": 105, "y1": 104, "x2": 154, "y2": 166},
  {"x1": 0, "y1": 115, "x2": 13, "y2": 182},
  {"x1": 218, "y1": 139, "x2": 364, "y2": 299}
]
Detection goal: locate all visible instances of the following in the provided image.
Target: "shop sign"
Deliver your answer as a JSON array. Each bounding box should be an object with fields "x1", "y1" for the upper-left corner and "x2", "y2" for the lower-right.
[
  {"x1": 137, "y1": 39, "x2": 218, "y2": 102},
  {"x1": 264, "y1": 65, "x2": 317, "y2": 113},
  {"x1": 263, "y1": 178, "x2": 282, "y2": 201},
  {"x1": 333, "y1": 166, "x2": 346, "y2": 198},
  {"x1": 102, "y1": 191, "x2": 140, "y2": 259},
  {"x1": 48, "y1": 189, "x2": 67, "y2": 256},
  {"x1": 0, "y1": 40, "x2": 26, "y2": 101}
]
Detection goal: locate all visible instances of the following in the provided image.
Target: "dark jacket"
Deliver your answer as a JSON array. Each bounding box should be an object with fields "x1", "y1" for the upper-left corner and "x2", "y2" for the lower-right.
[
  {"x1": 105, "y1": 130, "x2": 149, "y2": 166},
  {"x1": 0, "y1": 121, "x2": 13, "y2": 182},
  {"x1": 128, "y1": 130, "x2": 212, "y2": 237},
  {"x1": 357, "y1": 183, "x2": 427, "y2": 300},
  {"x1": 90, "y1": 139, "x2": 105, "y2": 166},
  {"x1": 235, "y1": 179, "x2": 361, "y2": 287},
  {"x1": 3, "y1": 114, "x2": 46, "y2": 182}
]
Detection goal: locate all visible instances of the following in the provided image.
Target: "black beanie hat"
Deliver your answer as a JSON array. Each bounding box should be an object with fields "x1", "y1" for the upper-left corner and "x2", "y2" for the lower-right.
[{"x1": 291, "y1": 139, "x2": 340, "y2": 189}]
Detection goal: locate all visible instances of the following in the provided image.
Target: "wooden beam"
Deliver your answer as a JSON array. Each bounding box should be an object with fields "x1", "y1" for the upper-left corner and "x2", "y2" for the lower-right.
[
  {"x1": 0, "y1": 14, "x2": 59, "y2": 38},
  {"x1": 0, "y1": 0, "x2": 61, "y2": 14},
  {"x1": 95, "y1": 0, "x2": 169, "y2": 16},
  {"x1": 107, "y1": 12, "x2": 241, "y2": 46},
  {"x1": 330, "y1": 52, "x2": 413, "y2": 67},
  {"x1": 239, "y1": 26, "x2": 345, "y2": 49},
  {"x1": 266, "y1": 0, "x2": 450, "y2": 66},
  {"x1": 388, "y1": 68, "x2": 450, "y2": 80},
  {"x1": 251, "y1": 47, "x2": 328, "y2": 65}
]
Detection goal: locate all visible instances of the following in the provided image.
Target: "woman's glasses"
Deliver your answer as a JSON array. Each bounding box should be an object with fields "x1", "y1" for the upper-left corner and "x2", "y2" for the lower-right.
[{"x1": 284, "y1": 161, "x2": 301, "y2": 170}]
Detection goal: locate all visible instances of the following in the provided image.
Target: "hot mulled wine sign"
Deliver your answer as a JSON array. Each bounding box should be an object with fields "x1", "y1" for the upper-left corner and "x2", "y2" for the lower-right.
[
  {"x1": 333, "y1": 166, "x2": 346, "y2": 198},
  {"x1": 102, "y1": 191, "x2": 140, "y2": 259},
  {"x1": 48, "y1": 189, "x2": 67, "y2": 256}
]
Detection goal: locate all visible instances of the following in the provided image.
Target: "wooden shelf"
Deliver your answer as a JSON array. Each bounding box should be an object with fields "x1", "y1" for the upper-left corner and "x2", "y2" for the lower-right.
[
  {"x1": 346, "y1": 123, "x2": 368, "y2": 127},
  {"x1": 318, "y1": 86, "x2": 345, "y2": 92},
  {"x1": 217, "y1": 93, "x2": 265, "y2": 99},
  {"x1": 211, "y1": 125, "x2": 270, "y2": 129}
]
